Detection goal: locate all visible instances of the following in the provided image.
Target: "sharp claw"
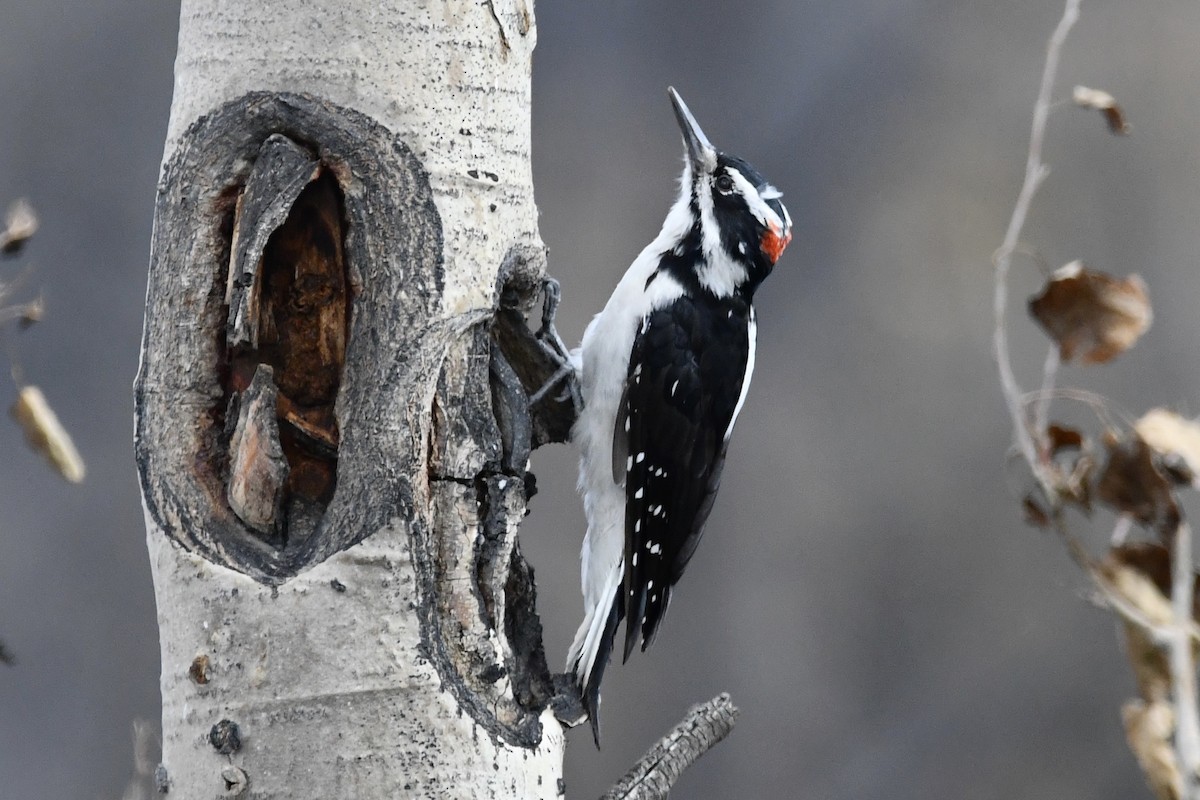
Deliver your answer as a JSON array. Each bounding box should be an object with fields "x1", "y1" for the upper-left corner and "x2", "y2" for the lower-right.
[
  {"x1": 529, "y1": 362, "x2": 574, "y2": 405},
  {"x1": 529, "y1": 276, "x2": 583, "y2": 415}
]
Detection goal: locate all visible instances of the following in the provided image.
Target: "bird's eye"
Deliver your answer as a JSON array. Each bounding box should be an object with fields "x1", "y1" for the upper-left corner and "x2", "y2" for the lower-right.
[{"x1": 715, "y1": 175, "x2": 734, "y2": 193}]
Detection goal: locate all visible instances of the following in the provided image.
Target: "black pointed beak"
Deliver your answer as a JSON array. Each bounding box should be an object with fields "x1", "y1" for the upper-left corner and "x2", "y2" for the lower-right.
[{"x1": 668, "y1": 87, "x2": 717, "y2": 176}]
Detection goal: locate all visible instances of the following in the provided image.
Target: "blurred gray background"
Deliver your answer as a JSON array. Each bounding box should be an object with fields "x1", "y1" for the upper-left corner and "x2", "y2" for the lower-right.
[{"x1": 2, "y1": 0, "x2": 1199, "y2": 797}]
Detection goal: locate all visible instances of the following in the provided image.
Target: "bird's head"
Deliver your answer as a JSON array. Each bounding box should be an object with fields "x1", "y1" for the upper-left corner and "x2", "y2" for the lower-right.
[{"x1": 668, "y1": 87, "x2": 792, "y2": 298}]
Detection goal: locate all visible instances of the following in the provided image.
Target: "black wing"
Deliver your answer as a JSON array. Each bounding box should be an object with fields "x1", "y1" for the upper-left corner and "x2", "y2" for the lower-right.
[{"x1": 616, "y1": 295, "x2": 752, "y2": 661}]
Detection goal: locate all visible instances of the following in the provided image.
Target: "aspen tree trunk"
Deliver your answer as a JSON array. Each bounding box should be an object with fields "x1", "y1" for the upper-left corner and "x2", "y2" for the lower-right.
[{"x1": 134, "y1": 1, "x2": 574, "y2": 797}]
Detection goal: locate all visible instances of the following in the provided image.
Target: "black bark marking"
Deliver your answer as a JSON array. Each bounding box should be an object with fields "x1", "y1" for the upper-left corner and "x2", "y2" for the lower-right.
[
  {"x1": 208, "y1": 719, "x2": 242, "y2": 755},
  {"x1": 136, "y1": 92, "x2": 441, "y2": 582}
]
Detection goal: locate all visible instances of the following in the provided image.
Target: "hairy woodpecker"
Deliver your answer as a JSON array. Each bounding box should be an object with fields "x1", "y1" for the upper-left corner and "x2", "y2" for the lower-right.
[{"x1": 566, "y1": 87, "x2": 792, "y2": 744}]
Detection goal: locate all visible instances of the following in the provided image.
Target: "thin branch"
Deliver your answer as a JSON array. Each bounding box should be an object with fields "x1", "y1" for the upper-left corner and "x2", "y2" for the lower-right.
[
  {"x1": 992, "y1": 0, "x2": 1081, "y2": 479},
  {"x1": 1033, "y1": 346, "x2": 1061, "y2": 442},
  {"x1": 599, "y1": 694, "x2": 739, "y2": 800},
  {"x1": 1170, "y1": 521, "x2": 1200, "y2": 794}
]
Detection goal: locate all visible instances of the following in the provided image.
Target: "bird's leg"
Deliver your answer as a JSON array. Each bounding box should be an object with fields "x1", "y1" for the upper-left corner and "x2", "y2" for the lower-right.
[{"x1": 529, "y1": 276, "x2": 582, "y2": 412}]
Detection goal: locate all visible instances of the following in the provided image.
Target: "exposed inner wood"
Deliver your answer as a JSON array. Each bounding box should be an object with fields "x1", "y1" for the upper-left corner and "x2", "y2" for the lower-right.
[
  {"x1": 225, "y1": 164, "x2": 349, "y2": 545},
  {"x1": 227, "y1": 364, "x2": 289, "y2": 539}
]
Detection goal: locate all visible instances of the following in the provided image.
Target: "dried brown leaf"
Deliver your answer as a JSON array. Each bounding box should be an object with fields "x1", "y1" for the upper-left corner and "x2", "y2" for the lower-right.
[
  {"x1": 0, "y1": 198, "x2": 38, "y2": 255},
  {"x1": 1123, "y1": 699, "x2": 1182, "y2": 800},
  {"x1": 1046, "y1": 423, "x2": 1084, "y2": 453},
  {"x1": 1073, "y1": 85, "x2": 1131, "y2": 135},
  {"x1": 10, "y1": 385, "x2": 85, "y2": 483},
  {"x1": 1136, "y1": 408, "x2": 1200, "y2": 485},
  {"x1": 1097, "y1": 434, "x2": 1179, "y2": 536},
  {"x1": 1042, "y1": 422, "x2": 1095, "y2": 509},
  {"x1": 1103, "y1": 543, "x2": 1200, "y2": 702},
  {"x1": 1102, "y1": 544, "x2": 1178, "y2": 627},
  {"x1": 1028, "y1": 261, "x2": 1151, "y2": 364},
  {"x1": 1022, "y1": 493, "x2": 1052, "y2": 529},
  {"x1": 1122, "y1": 618, "x2": 1170, "y2": 704},
  {"x1": 1110, "y1": 542, "x2": 1200, "y2": 612}
]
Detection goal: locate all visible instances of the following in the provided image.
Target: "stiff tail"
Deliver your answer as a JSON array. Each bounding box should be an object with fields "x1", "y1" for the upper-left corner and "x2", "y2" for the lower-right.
[{"x1": 566, "y1": 569, "x2": 623, "y2": 747}]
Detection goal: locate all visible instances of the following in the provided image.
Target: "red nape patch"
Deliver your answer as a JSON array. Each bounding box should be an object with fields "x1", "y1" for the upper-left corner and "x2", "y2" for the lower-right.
[{"x1": 761, "y1": 223, "x2": 792, "y2": 264}]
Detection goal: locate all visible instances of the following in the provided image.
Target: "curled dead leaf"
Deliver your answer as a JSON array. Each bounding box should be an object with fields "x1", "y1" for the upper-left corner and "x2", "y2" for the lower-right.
[
  {"x1": 1103, "y1": 543, "x2": 1200, "y2": 703},
  {"x1": 1046, "y1": 423, "x2": 1084, "y2": 454},
  {"x1": 10, "y1": 385, "x2": 85, "y2": 483},
  {"x1": 1109, "y1": 542, "x2": 1200, "y2": 616},
  {"x1": 1123, "y1": 699, "x2": 1182, "y2": 800},
  {"x1": 1136, "y1": 408, "x2": 1200, "y2": 486},
  {"x1": 1041, "y1": 422, "x2": 1094, "y2": 511},
  {"x1": 1097, "y1": 434, "x2": 1179, "y2": 537},
  {"x1": 1022, "y1": 492, "x2": 1052, "y2": 529},
  {"x1": 1073, "y1": 85, "x2": 1131, "y2": 135},
  {"x1": 1101, "y1": 543, "x2": 1178, "y2": 628},
  {"x1": 1028, "y1": 261, "x2": 1151, "y2": 364},
  {"x1": 0, "y1": 198, "x2": 38, "y2": 255}
]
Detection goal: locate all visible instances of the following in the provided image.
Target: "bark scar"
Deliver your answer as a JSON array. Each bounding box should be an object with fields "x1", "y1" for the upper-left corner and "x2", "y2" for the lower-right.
[
  {"x1": 483, "y1": 0, "x2": 511, "y2": 55},
  {"x1": 223, "y1": 140, "x2": 349, "y2": 547}
]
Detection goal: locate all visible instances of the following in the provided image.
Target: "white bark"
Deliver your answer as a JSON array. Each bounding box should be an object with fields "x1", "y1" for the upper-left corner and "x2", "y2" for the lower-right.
[
  {"x1": 147, "y1": 514, "x2": 564, "y2": 798},
  {"x1": 138, "y1": 1, "x2": 565, "y2": 797},
  {"x1": 166, "y1": 0, "x2": 541, "y2": 319}
]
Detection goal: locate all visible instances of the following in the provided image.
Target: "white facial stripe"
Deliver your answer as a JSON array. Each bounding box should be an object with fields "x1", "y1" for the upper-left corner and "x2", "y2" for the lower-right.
[
  {"x1": 726, "y1": 168, "x2": 784, "y2": 232},
  {"x1": 695, "y1": 174, "x2": 747, "y2": 297}
]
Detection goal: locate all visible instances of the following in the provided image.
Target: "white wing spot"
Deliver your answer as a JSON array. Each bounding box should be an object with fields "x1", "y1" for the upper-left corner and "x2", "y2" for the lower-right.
[
  {"x1": 670, "y1": 380, "x2": 679, "y2": 396},
  {"x1": 737, "y1": 242, "x2": 746, "y2": 255},
  {"x1": 624, "y1": 416, "x2": 630, "y2": 432},
  {"x1": 647, "y1": 580, "x2": 654, "y2": 590},
  {"x1": 634, "y1": 487, "x2": 644, "y2": 499},
  {"x1": 635, "y1": 520, "x2": 642, "y2": 533},
  {"x1": 627, "y1": 456, "x2": 633, "y2": 472},
  {"x1": 636, "y1": 452, "x2": 645, "y2": 463},
  {"x1": 650, "y1": 543, "x2": 661, "y2": 554},
  {"x1": 651, "y1": 593, "x2": 658, "y2": 603},
  {"x1": 655, "y1": 468, "x2": 663, "y2": 476},
  {"x1": 632, "y1": 553, "x2": 638, "y2": 566}
]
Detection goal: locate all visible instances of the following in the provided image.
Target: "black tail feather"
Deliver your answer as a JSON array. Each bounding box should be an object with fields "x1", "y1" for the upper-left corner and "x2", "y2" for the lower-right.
[{"x1": 584, "y1": 596, "x2": 622, "y2": 748}]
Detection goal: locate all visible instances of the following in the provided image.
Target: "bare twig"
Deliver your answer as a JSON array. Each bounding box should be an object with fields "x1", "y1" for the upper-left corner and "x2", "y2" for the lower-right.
[
  {"x1": 600, "y1": 694, "x2": 739, "y2": 800},
  {"x1": 1033, "y1": 346, "x2": 1061, "y2": 442},
  {"x1": 993, "y1": 3, "x2": 1200, "y2": 795},
  {"x1": 1170, "y1": 522, "x2": 1200, "y2": 793},
  {"x1": 992, "y1": 0, "x2": 1081, "y2": 478}
]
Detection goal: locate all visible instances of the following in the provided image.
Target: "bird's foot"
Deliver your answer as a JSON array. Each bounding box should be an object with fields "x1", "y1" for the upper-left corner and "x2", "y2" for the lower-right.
[{"x1": 530, "y1": 276, "x2": 582, "y2": 413}]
